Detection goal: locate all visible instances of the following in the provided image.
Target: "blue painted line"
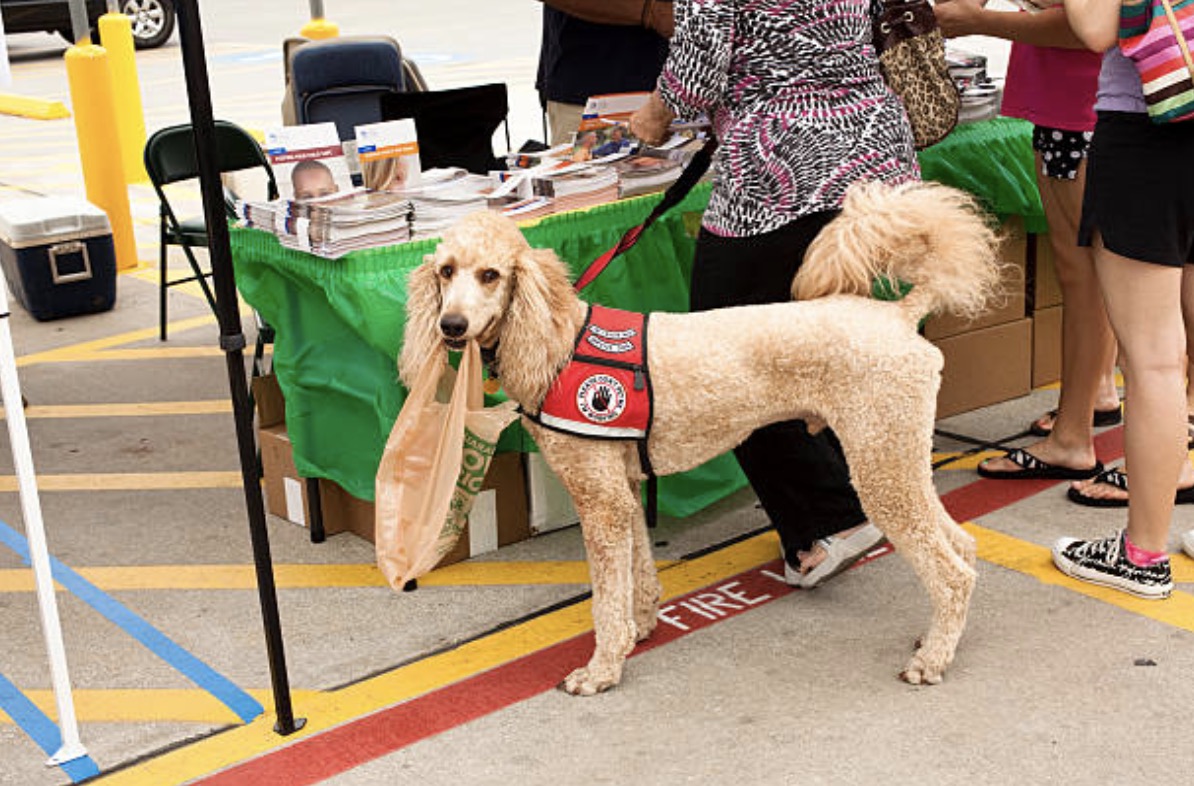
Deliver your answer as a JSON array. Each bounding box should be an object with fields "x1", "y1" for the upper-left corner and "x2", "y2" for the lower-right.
[
  {"x1": 0, "y1": 520, "x2": 263, "y2": 724},
  {"x1": 0, "y1": 671, "x2": 100, "y2": 782}
]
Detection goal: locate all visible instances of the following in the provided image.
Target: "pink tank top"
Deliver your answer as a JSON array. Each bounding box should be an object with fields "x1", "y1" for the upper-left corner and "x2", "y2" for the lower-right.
[{"x1": 1001, "y1": 41, "x2": 1102, "y2": 132}]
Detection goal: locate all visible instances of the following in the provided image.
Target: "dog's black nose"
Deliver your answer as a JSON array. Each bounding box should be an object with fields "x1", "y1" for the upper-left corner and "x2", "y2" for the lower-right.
[{"x1": 440, "y1": 314, "x2": 468, "y2": 338}]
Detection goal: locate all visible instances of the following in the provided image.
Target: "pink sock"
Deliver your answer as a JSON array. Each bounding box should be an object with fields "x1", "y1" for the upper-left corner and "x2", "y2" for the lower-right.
[{"x1": 1124, "y1": 533, "x2": 1169, "y2": 567}]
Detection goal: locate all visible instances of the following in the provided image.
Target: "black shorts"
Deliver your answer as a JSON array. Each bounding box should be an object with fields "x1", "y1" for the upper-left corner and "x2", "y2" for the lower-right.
[
  {"x1": 1078, "y1": 111, "x2": 1194, "y2": 267},
  {"x1": 1032, "y1": 125, "x2": 1092, "y2": 180}
]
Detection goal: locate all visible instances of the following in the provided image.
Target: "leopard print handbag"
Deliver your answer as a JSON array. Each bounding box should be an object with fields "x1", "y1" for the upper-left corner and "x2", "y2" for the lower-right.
[{"x1": 873, "y1": 0, "x2": 960, "y2": 149}]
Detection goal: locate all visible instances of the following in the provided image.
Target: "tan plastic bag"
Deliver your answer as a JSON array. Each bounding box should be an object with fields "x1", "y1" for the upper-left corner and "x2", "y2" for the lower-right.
[{"x1": 375, "y1": 342, "x2": 518, "y2": 589}]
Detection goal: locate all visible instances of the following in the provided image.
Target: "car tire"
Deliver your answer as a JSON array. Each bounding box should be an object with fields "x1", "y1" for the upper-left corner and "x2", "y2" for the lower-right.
[{"x1": 120, "y1": 0, "x2": 175, "y2": 49}]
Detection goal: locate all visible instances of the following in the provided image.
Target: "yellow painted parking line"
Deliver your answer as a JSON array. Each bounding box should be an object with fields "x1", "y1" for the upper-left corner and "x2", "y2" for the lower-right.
[
  {"x1": 0, "y1": 559, "x2": 672, "y2": 593},
  {"x1": 1, "y1": 689, "x2": 322, "y2": 726},
  {"x1": 14, "y1": 316, "x2": 219, "y2": 366},
  {"x1": 0, "y1": 93, "x2": 70, "y2": 120},
  {"x1": 933, "y1": 451, "x2": 1003, "y2": 469},
  {"x1": 966, "y1": 521, "x2": 1194, "y2": 628},
  {"x1": 80, "y1": 532, "x2": 783, "y2": 786},
  {"x1": 0, "y1": 471, "x2": 242, "y2": 493},
  {"x1": 12, "y1": 401, "x2": 233, "y2": 419}
]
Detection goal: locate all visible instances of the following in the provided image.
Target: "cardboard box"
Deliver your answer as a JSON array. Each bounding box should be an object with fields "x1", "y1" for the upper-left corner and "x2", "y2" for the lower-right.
[
  {"x1": 258, "y1": 422, "x2": 532, "y2": 568},
  {"x1": 252, "y1": 372, "x2": 286, "y2": 428},
  {"x1": 933, "y1": 317, "x2": 1033, "y2": 418},
  {"x1": 258, "y1": 423, "x2": 313, "y2": 527},
  {"x1": 1031, "y1": 233, "x2": 1064, "y2": 310},
  {"x1": 1032, "y1": 305, "x2": 1063, "y2": 388},
  {"x1": 923, "y1": 216, "x2": 1028, "y2": 340},
  {"x1": 525, "y1": 452, "x2": 579, "y2": 535}
]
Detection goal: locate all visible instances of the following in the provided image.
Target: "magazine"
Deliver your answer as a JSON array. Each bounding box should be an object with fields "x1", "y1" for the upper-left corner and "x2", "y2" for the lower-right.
[
  {"x1": 264, "y1": 122, "x2": 355, "y2": 201},
  {"x1": 355, "y1": 118, "x2": 423, "y2": 193}
]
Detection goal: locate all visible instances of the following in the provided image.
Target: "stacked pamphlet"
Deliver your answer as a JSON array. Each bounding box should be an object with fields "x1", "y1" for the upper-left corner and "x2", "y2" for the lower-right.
[
  {"x1": 530, "y1": 162, "x2": 620, "y2": 213},
  {"x1": 403, "y1": 168, "x2": 494, "y2": 239},
  {"x1": 237, "y1": 190, "x2": 412, "y2": 259},
  {"x1": 264, "y1": 122, "x2": 355, "y2": 201},
  {"x1": 355, "y1": 118, "x2": 422, "y2": 192}
]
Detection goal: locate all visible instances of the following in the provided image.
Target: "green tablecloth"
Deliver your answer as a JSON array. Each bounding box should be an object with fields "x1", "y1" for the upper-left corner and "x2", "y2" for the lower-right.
[{"x1": 231, "y1": 116, "x2": 1043, "y2": 514}]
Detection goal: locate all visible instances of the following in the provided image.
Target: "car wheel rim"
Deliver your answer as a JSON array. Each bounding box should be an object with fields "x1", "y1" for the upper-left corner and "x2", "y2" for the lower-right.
[{"x1": 124, "y1": 0, "x2": 165, "y2": 39}]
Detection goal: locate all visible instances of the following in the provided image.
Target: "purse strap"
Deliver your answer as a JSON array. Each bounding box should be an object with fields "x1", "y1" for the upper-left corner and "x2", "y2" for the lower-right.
[{"x1": 1160, "y1": 0, "x2": 1194, "y2": 82}]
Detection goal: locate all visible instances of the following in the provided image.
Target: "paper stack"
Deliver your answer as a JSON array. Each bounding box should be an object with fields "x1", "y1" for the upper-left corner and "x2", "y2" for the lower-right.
[
  {"x1": 237, "y1": 190, "x2": 412, "y2": 258},
  {"x1": 404, "y1": 168, "x2": 495, "y2": 240}
]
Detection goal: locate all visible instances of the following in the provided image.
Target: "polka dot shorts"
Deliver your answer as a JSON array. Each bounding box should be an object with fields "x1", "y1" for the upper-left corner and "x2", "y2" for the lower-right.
[{"x1": 1032, "y1": 125, "x2": 1094, "y2": 180}]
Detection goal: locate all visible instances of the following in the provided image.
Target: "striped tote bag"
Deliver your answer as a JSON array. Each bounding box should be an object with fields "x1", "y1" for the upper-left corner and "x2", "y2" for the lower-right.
[{"x1": 1120, "y1": 0, "x2": 1194, "y2": 123}]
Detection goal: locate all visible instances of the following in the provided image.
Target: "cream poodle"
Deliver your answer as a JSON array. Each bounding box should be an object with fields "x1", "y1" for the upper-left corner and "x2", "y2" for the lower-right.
[{"x1": 401, "y1": 181, "x2": 1004, "y2": 695}]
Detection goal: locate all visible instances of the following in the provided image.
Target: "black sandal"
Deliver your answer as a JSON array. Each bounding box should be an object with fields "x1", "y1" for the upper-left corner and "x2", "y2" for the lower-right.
[
  {"x1": 1067, "y1": 466, "x2": 1194, "y2": 508},
  {"x1": 977, "y1": 448, "x2": 1103, "y2": 481},
  {"x1": 1028, "y1": 405, "x2": 1122, "y2": 437}
]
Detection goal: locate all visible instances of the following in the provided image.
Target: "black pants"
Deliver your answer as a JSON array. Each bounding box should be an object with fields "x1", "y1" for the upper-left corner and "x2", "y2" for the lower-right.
[{"x1": 690, "y1": 215, "x2": 867, "y2": 563}]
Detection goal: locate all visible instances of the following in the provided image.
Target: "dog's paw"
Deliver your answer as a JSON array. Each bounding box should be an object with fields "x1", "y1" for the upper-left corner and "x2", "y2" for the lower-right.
[
  {"x1": 900, "y1": 652, "x2": 945, "y2": 686},
  {"x1": 559, "y1": 665, "x2": 621, "y2": 696},
  {"x1": 633, "y1": 610, "x2": 658, "y2": 642}
]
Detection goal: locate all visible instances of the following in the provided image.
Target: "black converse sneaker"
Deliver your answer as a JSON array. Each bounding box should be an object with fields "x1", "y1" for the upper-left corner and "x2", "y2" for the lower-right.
[{"x1": 1052, "y1": 530, "x2": 1173, "y2": 599}]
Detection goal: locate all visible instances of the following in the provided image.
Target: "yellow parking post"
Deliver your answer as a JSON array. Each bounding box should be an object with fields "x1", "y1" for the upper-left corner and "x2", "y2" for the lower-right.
[
  {"x1": 98, "y1": 13, "x2": 148, "y2": 184},
  {"x1": 300, "y1": 18, "x2": 339, "y2": 39},
  {"x1": 65, "y1": 44, "x2": 138, "y2": 271}
]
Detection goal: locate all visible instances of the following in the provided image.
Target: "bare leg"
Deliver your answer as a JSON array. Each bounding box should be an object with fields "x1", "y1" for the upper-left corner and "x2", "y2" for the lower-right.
[
  {"x1": 984, "y1": 158, "x2": 1117, "y2": 474},
  {"x1": 1094, "y1": 240, "x2": 1186, "y2": 552}
]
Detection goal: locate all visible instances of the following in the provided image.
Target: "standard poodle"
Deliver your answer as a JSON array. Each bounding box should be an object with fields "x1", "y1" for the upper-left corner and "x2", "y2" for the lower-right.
[{"x1": 401, "y1": 180, "x2": 1005, "y2": 695}]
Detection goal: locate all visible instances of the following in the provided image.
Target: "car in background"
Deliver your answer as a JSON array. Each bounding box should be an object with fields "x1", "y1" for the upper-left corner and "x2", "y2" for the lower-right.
[{"x1": 1, "y1": 0, "x2": 176, "y2": 49}]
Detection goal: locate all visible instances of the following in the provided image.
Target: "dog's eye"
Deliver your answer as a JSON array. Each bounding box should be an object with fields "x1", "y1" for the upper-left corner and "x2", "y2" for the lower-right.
[
  {"x1": 439, "y1": 265, "x2": 454, "y2": 280},
  {"x1": 479, "y1": 269, "x2": 500, "y2": 285}
]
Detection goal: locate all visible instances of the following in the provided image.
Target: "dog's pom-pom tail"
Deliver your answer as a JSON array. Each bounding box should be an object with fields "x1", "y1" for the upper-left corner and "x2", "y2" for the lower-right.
[
  {"x1": 399, "y1": 253, "x2": 447, "y2": 388},
  {"x1": 793, "y1": 181, "x2": 1010, "y2": 322}
]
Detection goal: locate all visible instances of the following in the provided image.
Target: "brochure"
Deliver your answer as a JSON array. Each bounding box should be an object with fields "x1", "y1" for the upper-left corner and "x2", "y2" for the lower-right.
[
  {"x1": 355, "y1": 118, "x2": 423, "y2": 193},
  {"x1": 264, "y1": 122, "x2": 355, "y2": 201}
]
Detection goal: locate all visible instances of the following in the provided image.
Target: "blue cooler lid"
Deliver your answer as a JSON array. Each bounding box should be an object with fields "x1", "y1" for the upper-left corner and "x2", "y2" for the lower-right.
[{"x1": 0, "y1": 197, "x2": 112, "y2": 248}]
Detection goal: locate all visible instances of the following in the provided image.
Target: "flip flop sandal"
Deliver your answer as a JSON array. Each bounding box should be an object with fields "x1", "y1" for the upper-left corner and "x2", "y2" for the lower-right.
[
  {"x1": 1067, "y1": 467, "x2": 1194, "y2": 508},
  {"x1": 798, "y1": 523, "x2": 887, "y2": 589},
  {"x1": 1188, "y1": 415, "x2": 1194, "y2": 449},
  {"x1": 977, "y1": 447, "x2": 1104, "y2": 481},
  {"x1": 1028, "y1": 406, "x2": 1123, "y2": 437}
]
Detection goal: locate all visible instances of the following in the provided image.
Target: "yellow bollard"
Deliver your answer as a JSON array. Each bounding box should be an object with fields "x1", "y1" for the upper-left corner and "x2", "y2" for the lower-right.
[
  {"x1": 98, "y1": 13, "x2": 148, "y2": 184},
  {"x1": 65, "y1": 44, "x2": 138, "y2": 271},
  {"x1": 299, "y1": 17, "x2": 339, "y2": 39}
]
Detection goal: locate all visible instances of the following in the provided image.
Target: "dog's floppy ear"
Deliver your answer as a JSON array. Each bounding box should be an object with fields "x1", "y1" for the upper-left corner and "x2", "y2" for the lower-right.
[
  {"x1": 499, "y1": 245, "x2": 578, "y2": 402},
  {"x1": 399, "y1": 251, "x2": 445, "y2": 387}
]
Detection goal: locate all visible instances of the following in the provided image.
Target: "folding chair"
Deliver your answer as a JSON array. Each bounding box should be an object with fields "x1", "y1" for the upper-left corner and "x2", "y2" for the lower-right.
[
  {"x1": 287, "y1": 35, "x2": 412, "y2": 142},
  {"x1": 143, "y1": 120, "x2": 278, "y2": 342},
  {"x1": 379, "y1": 83, "x2": 511, "y2": 174}
]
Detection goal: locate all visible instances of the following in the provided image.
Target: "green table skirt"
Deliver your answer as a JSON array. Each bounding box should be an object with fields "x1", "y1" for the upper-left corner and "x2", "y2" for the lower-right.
[{"x1": 231, "y1": 116, "x2": 1043, "y2": 514}]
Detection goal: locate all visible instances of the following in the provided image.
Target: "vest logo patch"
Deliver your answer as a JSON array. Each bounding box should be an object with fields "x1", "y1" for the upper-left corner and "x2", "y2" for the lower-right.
[
  {"x1": 576, "y1": 374, "x2": 627, "y2": 423},
  {"x1": 586, "y1": 335, "x2": 634, "y2": 354}
]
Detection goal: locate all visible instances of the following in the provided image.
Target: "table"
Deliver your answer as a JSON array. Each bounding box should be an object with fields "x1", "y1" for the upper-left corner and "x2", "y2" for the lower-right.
[{"x1": 231, "y1": 116, "x2": 1044, "y2": 517}]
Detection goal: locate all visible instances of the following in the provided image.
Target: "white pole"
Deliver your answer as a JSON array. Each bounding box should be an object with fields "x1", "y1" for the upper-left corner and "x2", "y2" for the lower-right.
[{"x1": 0, "y1": 281, "x2": 87, "y2": 765}]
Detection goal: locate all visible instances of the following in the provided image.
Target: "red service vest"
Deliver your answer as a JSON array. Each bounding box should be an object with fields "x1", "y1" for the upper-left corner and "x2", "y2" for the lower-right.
[{"x1": 536, "y1": 305, "x2": 652, "y2": 440}]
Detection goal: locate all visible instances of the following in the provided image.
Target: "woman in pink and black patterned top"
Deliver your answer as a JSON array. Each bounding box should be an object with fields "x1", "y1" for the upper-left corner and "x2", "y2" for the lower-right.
[{"x1": 630, "y1": 0, "x2": 919, "y2": 588}]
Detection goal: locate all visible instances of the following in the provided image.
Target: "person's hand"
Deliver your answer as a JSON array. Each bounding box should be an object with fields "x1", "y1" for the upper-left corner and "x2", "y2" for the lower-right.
[
  {"x1": 644, "y1": 0, "x2": 674, "y2": 38},
  {"x1": 629, "y1": 91, "x2": 675, "y2": 147},
  {"x1": 933, "y1": 0, "x2": 987, "y2": 39}
]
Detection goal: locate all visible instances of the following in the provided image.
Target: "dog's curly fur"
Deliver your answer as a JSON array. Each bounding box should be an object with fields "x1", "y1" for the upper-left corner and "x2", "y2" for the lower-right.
[{"x1": 401, "y1": 181, "x2": 1005, "y2": 695}]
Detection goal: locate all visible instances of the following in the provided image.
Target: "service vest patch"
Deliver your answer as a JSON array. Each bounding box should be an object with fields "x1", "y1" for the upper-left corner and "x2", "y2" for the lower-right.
[{"x1": 536, "y1": 305, "x2": 652, "y2": 440}]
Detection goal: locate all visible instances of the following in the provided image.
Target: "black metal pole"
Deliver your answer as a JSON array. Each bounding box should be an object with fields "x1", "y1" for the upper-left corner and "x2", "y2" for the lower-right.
[{"x1": 173, "y1": 0, "x2": 303, "y2": 735}]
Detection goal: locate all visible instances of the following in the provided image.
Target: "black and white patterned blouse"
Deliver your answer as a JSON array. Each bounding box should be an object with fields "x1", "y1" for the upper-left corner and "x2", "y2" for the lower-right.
[{"x1": 658, "y1": 0, "x2": 920, "y2": 237}]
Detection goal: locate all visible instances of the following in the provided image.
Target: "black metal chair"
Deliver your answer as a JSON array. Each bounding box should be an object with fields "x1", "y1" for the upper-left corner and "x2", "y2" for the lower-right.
[{"x1": 143, "y1": 119, "x2": 278, "y2": 341}]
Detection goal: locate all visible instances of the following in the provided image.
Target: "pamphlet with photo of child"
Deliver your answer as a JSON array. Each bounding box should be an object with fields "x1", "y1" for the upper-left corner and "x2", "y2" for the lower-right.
[
  {"x1": 264, "y1": 122, "x2": 355, "y2": 201},
  {"x1": 570, "y1": 91, "x2": 711, "y2": 163},
  {"x1": 354, "y1": 119, "x2": 423, "y2": 193}
]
